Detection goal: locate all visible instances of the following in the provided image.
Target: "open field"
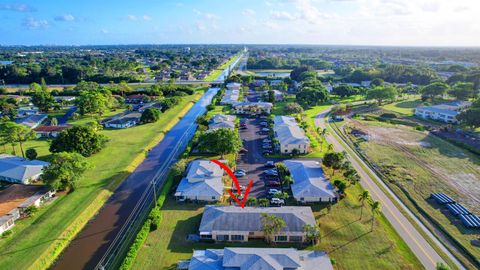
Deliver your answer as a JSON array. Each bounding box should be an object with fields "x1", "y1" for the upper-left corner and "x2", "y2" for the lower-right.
[
  {"x1": 0, "y1": 90, "x2": 205, "y2": 270},
  {"x1": 343, "y1": 118, "x2": 480, "y2": 263},
  {"x1": 204, "y1": 53, "x2": 240, "y2": 81}
]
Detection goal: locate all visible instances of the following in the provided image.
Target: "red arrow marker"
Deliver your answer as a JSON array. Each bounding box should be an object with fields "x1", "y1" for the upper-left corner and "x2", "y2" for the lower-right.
[{"x1": 211, "y1": 159, "x2": 253, "y2": 208}]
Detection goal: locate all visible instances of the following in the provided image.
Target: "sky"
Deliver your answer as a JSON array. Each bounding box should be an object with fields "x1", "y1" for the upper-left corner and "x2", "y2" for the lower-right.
[{"x1": 1, "y1": 0, "x2": 480, "y2": 46}]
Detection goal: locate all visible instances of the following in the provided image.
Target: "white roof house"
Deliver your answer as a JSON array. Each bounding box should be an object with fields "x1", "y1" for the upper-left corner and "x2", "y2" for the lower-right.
[
  {"x1": 209, "y1": 114, "x2": 235, "y2": 130},
  {"x1": 15, "y1": 114, "x2": 48, "y2": 129},
  {"x1": 274, "y1": 116, "x2": 310, "y2": 154},
  {"x1": 284, "y1": 160, "x2": 338, "y2": 203},
  {"x1": 188, "y1": 248, "x2": 333, "y2": 270},
  {"x1": 174, "y1": 160, "x2": 225, "y2": 202},
  {"x1": 220, "y1": 89, "x2": 240, "y2": 105},
  {"x1": 233, "y1": 102, "x2": 273, "y2": 115},
  {"x1": 226, "y1": 82, "x2": 241, "y2": 91},
  {"x1": 0, "y1": 154, "x2": 49, "y2": 184},
  {"x1": 415, "y1": 101, "x2": 472, "y2": 123},
  {"x1": 199, "y1": 206, "x2": 316, "y2": 243}
]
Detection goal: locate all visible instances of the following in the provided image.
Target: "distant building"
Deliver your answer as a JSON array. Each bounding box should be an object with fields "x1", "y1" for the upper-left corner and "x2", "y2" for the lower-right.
[
  {"x1": 0, "y1": 154, "x2": 49, "y2": 184},
  {"x1": 125, "y1": 94, "x2": 150, "y2": 104},
  {"x1": 199, "y1": 206, "x2": 316, "y2": 243},
  {"x1": 104, "y1": 112, "x2": 142, "y2": 129},
  {"x1": 186, "y1": 248, "x2": 333, "y2": 270},
  {"x1": 274, "y1": 116, "x2": 310, "y2": 154},
  {"x1": 226, "y1": 82, "x2": 241, "y2": 91},
  {"x1": 33, "y1": 125, "x2": 70, "y2": 138},
  {"x1": 209, "y1": 114, "x2": 235, "y2": 130},
  {"x1": 17, "y1": 107, "x2": 39, "y2": 117},
  {"x1": 284, "y1": 160, "x2": 338, "y2": 203},
  {"x1": 233, "y1": 102, "x2": 273, "y2": 115},
  {"x1": 415, "y1": 101, "x2": 471, "y2": 123},
  {"x1": 220, "y1": 90, "x2": 240, "y2": 105},
  {"x1": 174, "y1": 160, "x2": 225, "y2": 202},
  {"x1": 0, "y1": 184, "x2": 55, "y2": 234},
  {"x1": 15, "y1": 114, "x2": 48, "y2": 129}
]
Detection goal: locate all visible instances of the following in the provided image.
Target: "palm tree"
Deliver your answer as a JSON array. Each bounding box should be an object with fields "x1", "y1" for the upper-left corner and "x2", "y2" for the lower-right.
[
  {"x1": 370, "y1": 200, "x2": 381, "y2": 231},
  {"x1": 258, "y1": 198, "x2": 270, "y2": 207},
  {"x1": 303, "y1": 224, "x2": 321, "y2": 245},
  {"x1": 246, "y1": 197, "x2": 257, "y2": 206},
  {"x1": 327, "y1": 143, "x2": 334, "y2": 152},
  {"x1": 261, "y1": 213, "x2": 286, "y2": 244},
  {"x1": 358, "y1": 190, "x2": 370, "y2": 220}
]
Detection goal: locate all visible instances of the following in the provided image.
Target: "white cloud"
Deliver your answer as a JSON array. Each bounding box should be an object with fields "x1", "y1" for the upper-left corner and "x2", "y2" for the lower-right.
[
  {"x1": 270, "y1": 11, "x2": 298, "y2": 20},
  {"x1": 54, "y1": 14, "x2": 75, "y2": 22},
  {"x1": 127, "y1": 14, "x2": 137, "y2": 21},
  {"x1": 100, "y1": 29, "x2": 109, "y2": 34},
  {"x1": 22, "y1": 17, "x2": 49, "y2": 29},
  {"x1": 0, "y1": 3, "x2": 36, "y2": 12},
  {"x1": 126, "y1": 14, "x2": 152, "y2": 21},
  {"x1": 193, "y1": 9, "x2": 219, "y2": 20},
  {"x1": 242, "y1": 9, "x2": 256, "y2": 16},
  {"x1": 143, "y1": 15, "x2": 152, "y2": 21}
]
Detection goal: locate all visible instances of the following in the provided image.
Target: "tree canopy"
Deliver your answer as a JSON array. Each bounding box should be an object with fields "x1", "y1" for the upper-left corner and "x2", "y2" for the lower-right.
[
  {"x1": 366, "y1": 85, "x2": 398, "y2": 105},
  {"x1": 198, "y1": 128, "x2": 242, "y2": 159},
  {"x1": 42, "y1": 152, "x2": 91, "y2": 191},
  {"x1": 140, "y1": 107, "x2": 161, "y2": 123},
  {"x1": 50, "y1": 126, "x2": 107, "y2": 157},
  {"x1": 449, "y1": 82, "x2": 474, "y2": 100},
  {"x1": 30, "y1": 82, "x2": 55, "y2": 112},
  {"x1": 421, "y1": 82, "x2": 449, "y2": 99}
]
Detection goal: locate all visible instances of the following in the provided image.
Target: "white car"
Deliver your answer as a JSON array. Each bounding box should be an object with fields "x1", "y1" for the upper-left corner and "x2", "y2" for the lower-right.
[
  {"x1": 268, "y1": 189, "x2": 280, "y2": 195},
  {"x1": 270, "y1": 198, "x2": 285, "y2": 205},
  {"x1": 263, "y1": 139, "x2": 272, "y2": 143},
  {"x1": 261, "y1": 128, "x2": 270, "y2": 132},
  {"x1": 234, "y1": 171, "x2": 246, "y2": 177}
]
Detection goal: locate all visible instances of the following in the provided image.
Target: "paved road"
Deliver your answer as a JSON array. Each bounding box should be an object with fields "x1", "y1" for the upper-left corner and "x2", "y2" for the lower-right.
[
  {"x1": 315, "y1": 108, "x2": 464, "y2": 270},
  {"x1": 57, "y1": 106, "x2": 77, "y2": 125},
  {"x1": 52, "y1": 88, "x2": 220, "y2": 270}
]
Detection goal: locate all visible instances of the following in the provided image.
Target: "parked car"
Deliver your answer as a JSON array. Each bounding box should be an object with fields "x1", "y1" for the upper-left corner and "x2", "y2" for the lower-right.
[
  {"x1": 260, "y1": 122, "x2": 268, "y2": 126},
  {"x1": 239, "y1": 148, "x2": 248, "y2": 153},
  {"x1": 235, "y1": 169, "x2": 246, "y2": 173},
  {"x1": 264, "y1": 170, "x2": 278, "y2": 176},
  {"x1": 270, "y1": 198, "x2": 285, "y2": 206},
  {"x1": 268, "y1": 181, "x2": 281, "y2": 187},
  {"x1": 262, "y1": 144, "x2": 272, "y2": 149},
  {"x1": 263, "y1": 139, "x2": 272, "y2": 143},
  {"x1": 262, "y1": 149, "x2": 273, "y2": 154},
  {"x1": 260, "y1": 116, "x2": 268, "y2": 119},
  {"x1": 261, "y1": 128, "x2": 270, "y2": 132},
  {"x1": 264, "y1": 161, "x2": 275, "y2": 167},
  {"x1": 240, "y1": 123, "x2": 247, "y2": 127},
  {"x1": 268, "y1": 189, "x2": 281, "y2": 195},
  {"x1": 234, "y1": 171, "x2": 246, "y2": 177}
]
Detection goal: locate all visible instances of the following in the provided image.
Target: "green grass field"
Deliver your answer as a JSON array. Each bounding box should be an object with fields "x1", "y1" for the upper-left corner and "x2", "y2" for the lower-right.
[
  {"x1": 381, "y1": 96, "x2": 422, "y2": 115},
  {"x1": 345, "y1": 119, "x2": 480, "y2": 268},
  {"x1": 0, "y1": 91, "x2": 205, "y2": 270}
]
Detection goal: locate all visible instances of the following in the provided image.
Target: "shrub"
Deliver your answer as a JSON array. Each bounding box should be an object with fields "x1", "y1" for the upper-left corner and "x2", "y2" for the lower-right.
[
  {"x1": 25, "y1": 148, "x2": 38, "y2": 160},
  {"x1": 1, "y1": 230, "x2": 12, "y2": 238},
  {"x1": 148, "y1": 207, "x2": 162, "y2": 231}
]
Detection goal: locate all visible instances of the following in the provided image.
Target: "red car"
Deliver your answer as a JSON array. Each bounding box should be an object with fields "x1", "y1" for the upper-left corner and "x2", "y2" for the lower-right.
[{"x1": 268, "y1": 181, "x2": 281, "y2": 187}]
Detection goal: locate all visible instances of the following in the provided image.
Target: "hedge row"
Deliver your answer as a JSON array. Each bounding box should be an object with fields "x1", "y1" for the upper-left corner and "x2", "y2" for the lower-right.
[{"x1": 119, "y1": 170, "x2": 177, "y2": 270}]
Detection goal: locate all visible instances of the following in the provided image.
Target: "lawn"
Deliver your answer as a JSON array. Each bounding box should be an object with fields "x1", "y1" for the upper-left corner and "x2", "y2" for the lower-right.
[
  {"x1": 204, "y1": 53, "x2": 241, "y2": 81},
  {"x1": 330, "y1": 95, "x2": 366, "y2": 104},
  {"x1": 381, "y1": 96, "x2": 422, "y2": 116},
  {"x1": 131, "y1": 183, "x2": 422, "y2": 270},
  {"x1": 0, "y1": 90, "x2": 205, "y2": 270},
  {"x1": 344, "y1": 119, "x2": 480, "y2": 268}
]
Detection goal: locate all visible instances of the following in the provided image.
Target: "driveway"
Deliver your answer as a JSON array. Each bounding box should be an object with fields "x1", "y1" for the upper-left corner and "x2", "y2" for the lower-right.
[{"x1": 236, "y1": 116, "x2": 271, "y2": 198}]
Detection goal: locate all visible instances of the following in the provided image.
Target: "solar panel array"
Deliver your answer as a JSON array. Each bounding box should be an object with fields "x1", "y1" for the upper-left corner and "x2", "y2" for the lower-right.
[{"x1": 430, "y1": 193, "x2": 480, "y2": 229}]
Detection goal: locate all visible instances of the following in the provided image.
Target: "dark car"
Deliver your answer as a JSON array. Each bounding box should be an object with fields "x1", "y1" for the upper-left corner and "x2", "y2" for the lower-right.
[
  {"x1": 239, "y1": 148, "x2": 248, "y2": 153},
  {"x1": 268, "y1": 181, "x2": 281, "y2": 187},
  {"x1": 262, "y1": 149, "x2": 273, "y2": 154}
]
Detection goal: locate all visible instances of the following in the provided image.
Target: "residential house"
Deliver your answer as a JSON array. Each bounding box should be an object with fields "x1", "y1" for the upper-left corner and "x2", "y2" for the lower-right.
[
  {"x1": 284, "y1": 160, "x2": 338, "y2": 203},
  {"x1": 174, "y1": 160, "x2": 225, "y2": 202},
  {"x1": 220, "y1": 89, "x2": 240, "y2": 105},
  {"x1": 186, "y1": 248, "x2": 333, "y2": 270},
  {"x1": 16, "y1": 114, "x2": 48, "y2": 129},
  {"x1": 0, "y1": 154, "x2": 49, "y2": 184},
  {"x1": 264, "y1": 90, "x2": 283, "y2": 101},
  {"x1": 252, "y1": 79, "x2": 266, "y2": 87},
  {"x1": 33, "y1": 125, "x2": 70, "y2": 138},
  {"x1": 0, "y1": 184, "x2": 55, "y2": 234},
  {"x1": 415, "y1": 101, "x2": 472, "y2": 123},
  {"x1": 198, "y1": 205, "x2": 316, "y2": 243},
  {"x1": 17, "y1": 106, "x2": 39, "y2": 117},
  {"x1": 226, "y1": 82, "x2": 241, "y2": 91},
  {"x1": 233, "y1": 102, "x2": 273, "y2": 115},
  {"x1": 125, "y1": 94, "x2": 150, "y2": 104},
  {"x1": 209, "y1": 114, "x2": 235, "y2": 130},
  {"x1": 274, "y1": 116, "x2": 310, "y2": 154},
  {"x1": 103, "y1": 112, "x2": 142, "y2": 129}
]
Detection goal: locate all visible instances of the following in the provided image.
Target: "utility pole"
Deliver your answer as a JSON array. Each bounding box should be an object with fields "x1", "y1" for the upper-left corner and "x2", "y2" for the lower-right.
[{"x1": 151, "y1": 179, "x2": 157, "y2": 206}]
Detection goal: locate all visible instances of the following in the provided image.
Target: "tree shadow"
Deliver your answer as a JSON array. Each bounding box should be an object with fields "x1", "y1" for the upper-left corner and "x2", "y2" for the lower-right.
[{"x1": 326, "y1": 231, "x2": 371, "y2": 254}]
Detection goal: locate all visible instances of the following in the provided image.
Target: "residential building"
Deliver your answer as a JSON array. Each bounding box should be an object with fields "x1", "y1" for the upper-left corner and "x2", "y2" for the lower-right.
[
  {"x1": 274, "y1": 116, "x2": 310, "y2": 154},
  {"x1": 264, "y1": 90, "x2": 283, "y2": 101},
  {"x1": 104, "y1": 112, "x2": 142, "y2": 129},
  {"x1": 33, "y1": 125, "x2": 70, "y2": 138},
  {"x1": 284, "y1": 160, "x2": 338, "y2": 203},
  {"x1": 125, "y1": 94, "x2": 150, "y2": 104},
  {"x1": 0, "y1": 184, "x2": 55, "y2": 234},
  {"x1": 186, "y1": 248, "x2": 333, "y2": 270},
  {"x1": 209, "y1": 114, "x2": 235, "y2": 130},
  {"x1": 15, "y1": 114, "x2": 48, "y2": 129},
  {"x1": 226, "y1": 82, "x2": 241, "y2": 91},
  {"x1": 415, "y1": 101, "x2": 472, "y2": 123},
  {"x1": 174, "y1": 160, "x2": 225, "y2": 202},
  {"x1": 220, "y1": 89, "x2": 240, "y2": 105},
  {"x1": 199, "y1": 205, "x2": 316, "y2": 242},
  {"x1": 17, "y1": 106, "x2": 39, "y2": 117},
  {"x1": 0, "y1": 154, "x2": 49, "y2": 184},
  {"x1": 233, "y1": 102, "x2": 273, "y2": 115}
]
